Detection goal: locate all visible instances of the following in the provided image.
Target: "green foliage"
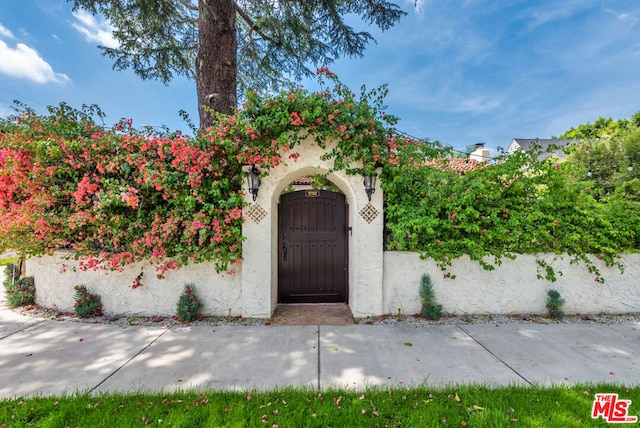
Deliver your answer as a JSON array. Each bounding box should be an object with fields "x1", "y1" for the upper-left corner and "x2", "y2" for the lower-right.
[
  {"x1": 546, "y1": 289, "x2": 566, "y2": 319},
  {"x1": 382, "y1": 138, "x2": 637, "y2": 283},
  {"x1": 3, "y1": 263, "x2": 35, "y2": 308},
  {"x1": 556, "y1": 112, "x2": 638, "y2": 140},
  {"x1": 418, "y1": 273, "x2": 442, "y2": 320},
  {"x1": 564, "y1": 132, "x2": 640, "y2": 200},
  {"x1": 73, "y1": 285, "x2": 103, "y2": 318},
  {"x1": 237, "y1": 66, "x2": 426, "y2": 176},
  {"x1": 176, "y1": 283, "x2": 201, "y2": 322}
]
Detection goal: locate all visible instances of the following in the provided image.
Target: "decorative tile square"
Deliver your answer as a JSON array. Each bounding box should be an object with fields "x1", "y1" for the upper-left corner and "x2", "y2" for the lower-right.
[
  {"x1": 247, "y1": 204, "x2": 268, "y2": 224},
  {"x1": 359, "y1": 203, "x2": 379, "y2": 224}
]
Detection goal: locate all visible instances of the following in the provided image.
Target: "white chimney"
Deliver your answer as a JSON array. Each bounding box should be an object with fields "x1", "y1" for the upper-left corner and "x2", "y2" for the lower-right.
[{"x1": 470, "y1": 143, "x2": 490, "y2": 163}]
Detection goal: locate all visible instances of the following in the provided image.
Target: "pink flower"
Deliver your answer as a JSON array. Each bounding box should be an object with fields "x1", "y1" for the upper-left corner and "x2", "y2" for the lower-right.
[{"x1": 289, "y1": 112, "x2": 303, "y2": 126}]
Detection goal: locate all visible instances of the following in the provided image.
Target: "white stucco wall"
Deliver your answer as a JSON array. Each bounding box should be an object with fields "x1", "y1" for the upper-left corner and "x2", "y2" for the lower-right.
[
  {"x1": 383, "y1": 252, "x2": 640, "y2": 315},
  {"x1": 26, "y1": 250, "x2": 640, "y2": 317},
  {"x1": 26, "y1": 251, "x2": 242, "y2": 316}
]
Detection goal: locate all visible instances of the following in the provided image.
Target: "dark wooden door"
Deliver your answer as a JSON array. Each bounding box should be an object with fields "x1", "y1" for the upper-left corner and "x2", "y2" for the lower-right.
[{"x1": 278, "y1": 190, "x2": 348, "y2": 303}]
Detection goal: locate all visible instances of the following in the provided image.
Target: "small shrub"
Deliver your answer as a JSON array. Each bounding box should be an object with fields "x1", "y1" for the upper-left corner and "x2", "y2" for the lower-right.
[
  {"x1": 73, "y1": 285, "x2": 103, "y2": 318},
  {"x1": 3, "y1": 263, "x2": 35, "y2": 308},
  {"x1": 176, "y1": 283, "x2": 201, "y2": 322},
  {"x1": 419, "y1": 273, "x2": 443, "y2": 320},
  {"x1": 546, "y1": 289, "x2": 565, "y2": 319}
]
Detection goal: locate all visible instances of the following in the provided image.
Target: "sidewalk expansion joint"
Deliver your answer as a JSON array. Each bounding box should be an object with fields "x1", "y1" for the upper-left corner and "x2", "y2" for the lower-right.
[
  {"x1": 89, "y1": 326, "x2": 172, "y2": 394},
  {"x1": 316, "y1": 326, "x2": 321, "y2": 391},
  {"x1": 0, "y1": 319, "x2": 46, "y2": 340},
  {"x1": 457, "y1": 325, "x2": 532, "y2": 386}
]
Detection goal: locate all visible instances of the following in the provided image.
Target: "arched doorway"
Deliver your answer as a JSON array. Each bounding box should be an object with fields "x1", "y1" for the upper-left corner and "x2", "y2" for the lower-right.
[
  {"x1": 278, "y1": 189, "x2": 348, "y2": 303},
  {"x1": 241, "y1": 138, "x2": 383, "y2": 319}
]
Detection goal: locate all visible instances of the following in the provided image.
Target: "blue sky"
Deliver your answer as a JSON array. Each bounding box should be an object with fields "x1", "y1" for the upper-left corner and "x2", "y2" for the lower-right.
[{"x1": 1, "y1": 0, "x2": 639, "y2": 155}]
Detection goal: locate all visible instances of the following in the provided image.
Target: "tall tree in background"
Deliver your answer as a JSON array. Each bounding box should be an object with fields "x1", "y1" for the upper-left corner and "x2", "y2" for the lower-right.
[{"x1": 70, "y1": 0, "x2": 406, "y2": 129}]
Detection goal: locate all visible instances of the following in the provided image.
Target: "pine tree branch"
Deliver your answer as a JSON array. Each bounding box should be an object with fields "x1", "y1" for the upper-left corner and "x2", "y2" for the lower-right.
[{"x1": 235, "y1": 3, "x2": 275, "y2": 44}]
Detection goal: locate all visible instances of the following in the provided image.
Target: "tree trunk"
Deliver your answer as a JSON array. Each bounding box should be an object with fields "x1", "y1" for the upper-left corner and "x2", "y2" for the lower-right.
[{"x1": 196, "y1": 0, "x2": 237, "y2": 129}]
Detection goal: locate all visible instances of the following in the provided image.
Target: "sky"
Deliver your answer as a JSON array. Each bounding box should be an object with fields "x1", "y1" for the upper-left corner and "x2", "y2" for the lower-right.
[{"x1": 1, "y1": 0, "x2": 639, "y2": 156}]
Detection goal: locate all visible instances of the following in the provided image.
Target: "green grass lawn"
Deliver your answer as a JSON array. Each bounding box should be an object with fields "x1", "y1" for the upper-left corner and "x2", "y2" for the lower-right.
[
  {"x1": 1, "y1": 384, "x2": 638, "y2": 427},
  {"x1": 0, "y1": 257, "x2": 19, "y2": 267}
]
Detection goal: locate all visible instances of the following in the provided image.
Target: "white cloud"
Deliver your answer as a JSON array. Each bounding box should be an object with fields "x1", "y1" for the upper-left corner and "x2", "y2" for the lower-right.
[
  {"x1": 71, "y1": 10, "x2": 118, "y2": 48},
  {"x1": 0, "y1": 23, "x2": 15, "y2": 39},
  {"x1": 526, "y1": 0, "x2": 596, "y2": 30},
  {"x1": 606, "y1": 9, "x2": 639, "y2": 30},
  {"x1": 0, "y1": 39, "x2": 70, "y2": 84},
  {"x1": 456, "y1": 95, "x2": 502, "y2": 114}
]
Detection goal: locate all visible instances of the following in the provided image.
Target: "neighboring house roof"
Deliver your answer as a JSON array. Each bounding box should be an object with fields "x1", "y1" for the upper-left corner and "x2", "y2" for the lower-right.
[
  {"x1": 507, "y1": 138, "x2": 578, "y2": 160},
  {"x1": 425, "y1": 158, "x2": 486, "y2": 175},
  {"x1": 292, "y1": 177, "x2": 313, "y2": 185}
]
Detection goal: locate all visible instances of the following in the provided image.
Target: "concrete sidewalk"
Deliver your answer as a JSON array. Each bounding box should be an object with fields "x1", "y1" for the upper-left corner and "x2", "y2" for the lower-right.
[{"x1": 1, "y1": 305, "x2": 639, "y2": 398}]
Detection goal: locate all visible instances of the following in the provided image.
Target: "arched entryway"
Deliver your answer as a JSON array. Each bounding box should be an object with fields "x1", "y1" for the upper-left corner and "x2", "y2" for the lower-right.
[
  {"x1": 278, "y1": 190, "x2": 348, "y2": 303},
  {"x1": 241, "y1": 136, "x2": 383, "y2": 319}
]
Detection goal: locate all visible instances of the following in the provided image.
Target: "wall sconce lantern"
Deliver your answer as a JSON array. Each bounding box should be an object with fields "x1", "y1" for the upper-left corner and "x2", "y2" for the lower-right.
[
  {"x1": 363, "y1": 173, "x2": 377, "y2": 202},
  {"x1": 246, "y1": 164, "x2": 261, "y2": 201}
]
